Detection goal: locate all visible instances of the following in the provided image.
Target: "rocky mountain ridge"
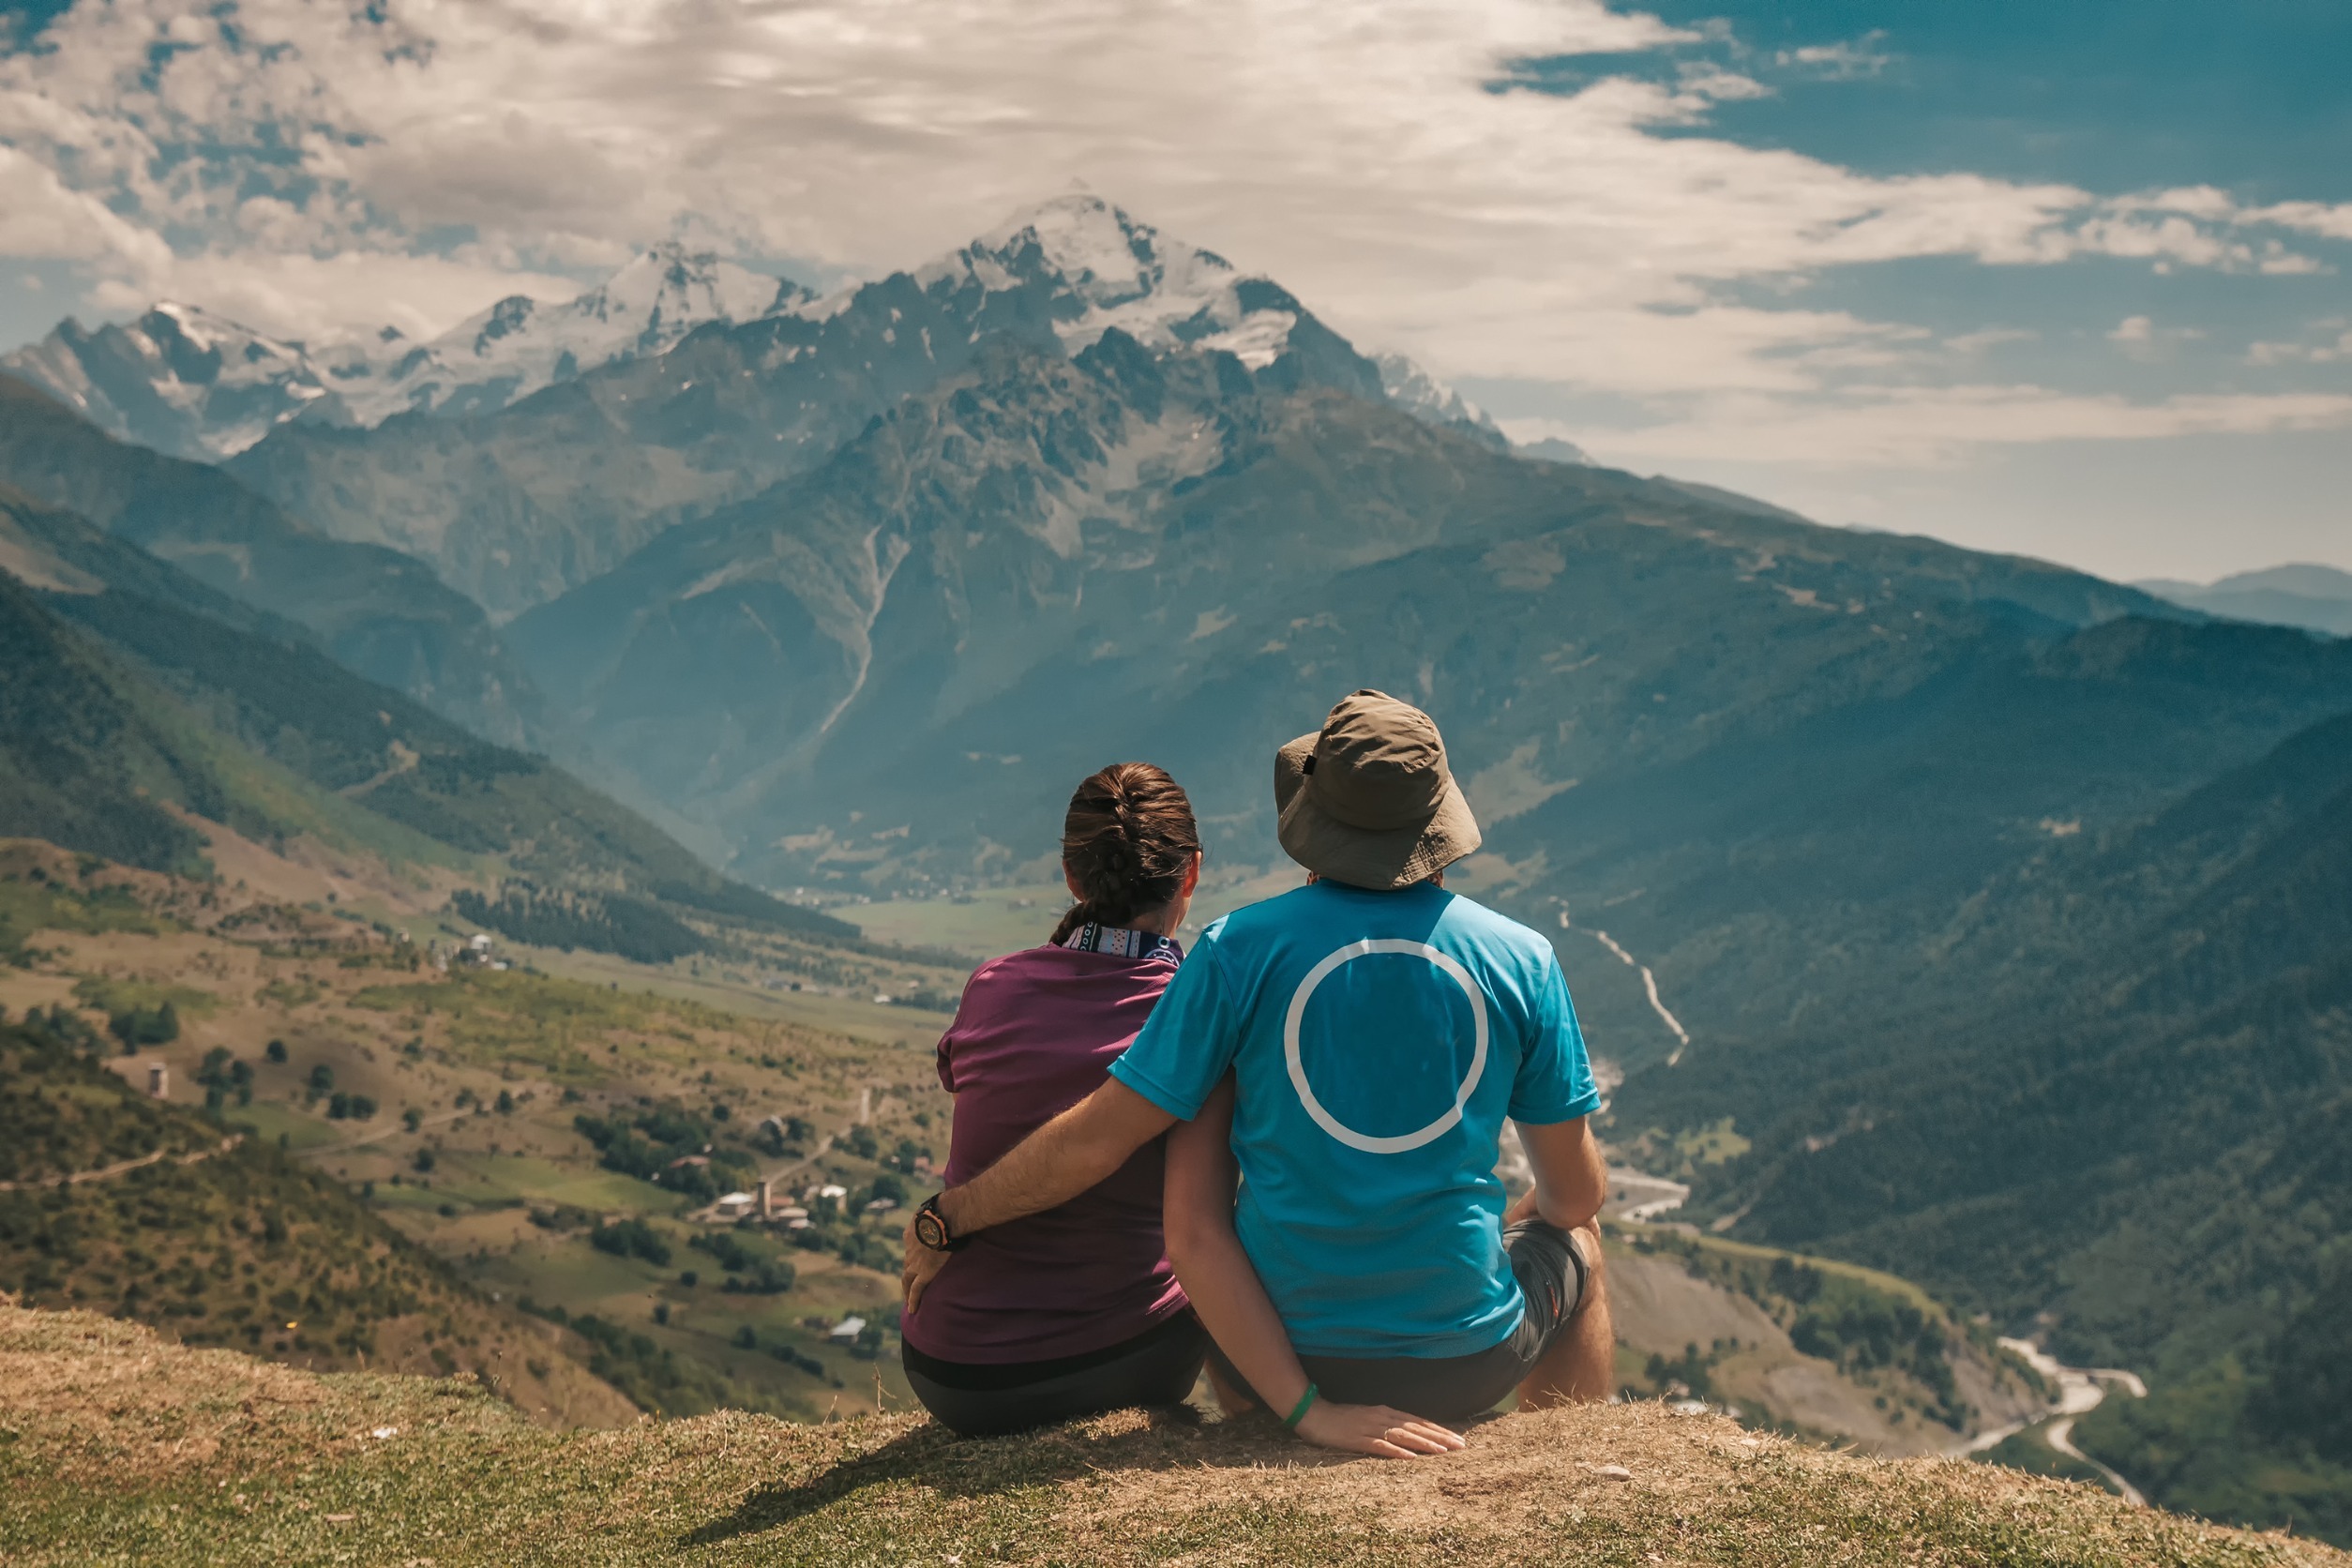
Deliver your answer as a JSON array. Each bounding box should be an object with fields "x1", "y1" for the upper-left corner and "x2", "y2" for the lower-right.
[
  {"x1": 2, "y1": 194, "x2": 1497, "y2": 505},
  {"x1": 2136, "y1": 563, "x2": 2352, "y2": 638},
  {"x1": 220, "y1": 195, "x2": 1499, "y2": 616},
  {"x1": 0, "y1": 302, "x2": 326, "y2": 462},
  {"x1": 501, "y1": 325, "x2": 2297, "y2": 911},
  {"x1": 0, "y1": 244, "x2": 803, "y2": 461},
  {"x1": 318, "y1": 243, "x2": 808, "y2": 427}
]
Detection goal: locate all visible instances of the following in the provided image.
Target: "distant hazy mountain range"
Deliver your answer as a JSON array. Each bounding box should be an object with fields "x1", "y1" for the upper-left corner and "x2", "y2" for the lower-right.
[
  {"x1": 0, "y1": 200, "x2": 1501, "y2": 479},
  {"x1": 0, "y1": 476, "x2": 852, "y2": 942},
  {"x1": 0, "y1": 376, "x2": 546, "y2": 747},
  {"x1": 2135, "y1": 564, "x2": 2352, "y2": 639},
  {"x1": 0, "y1": 245, "x2": 807, "y2": 462}
]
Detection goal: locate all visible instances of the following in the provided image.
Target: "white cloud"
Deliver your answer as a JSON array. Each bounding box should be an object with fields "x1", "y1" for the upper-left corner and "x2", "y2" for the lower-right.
[
  {"x1": 2102, "y1": 313, "x2": 2204, "y2": 362},
  {"x1": 1, "y1": 0, "x2": 2340, "y2": 371},
  {"x1": 2244, "y1": 200, "x2": 2352, "y2": 243},
  {"x1": 2247, "y1": 319, "x2": 2352, "y2": 366},
  {"x1": 1944, "y1": 327, "x2": 2035, "y2": 356},
  {"x1": 1774, "y1": 34, "x2": 1892, "y2": 81},
  {"x1": 1534, "y1": 386, "x2": 2352, "y2": 469},
  {"x1": 85, "y1": 249, "x2": 585, "y2": 347},
  {"x1": 0, "y1": 144, "x2": 168, "y2": 267}
]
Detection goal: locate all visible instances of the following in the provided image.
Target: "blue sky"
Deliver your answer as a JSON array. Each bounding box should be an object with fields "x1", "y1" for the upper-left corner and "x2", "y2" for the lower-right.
[
  {"x1": 1451, "y1": 1, "x2": 2352, "y2": 576},
  {"x1": 1603, "y1": 2, "x2": 2352, "y2": 201},
  {"x1": 0, "y1": 0, "x2": 2345, "y2": 581}
]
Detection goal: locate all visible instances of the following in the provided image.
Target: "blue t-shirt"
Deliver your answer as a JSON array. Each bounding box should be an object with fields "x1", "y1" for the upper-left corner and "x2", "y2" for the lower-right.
[{"x1": 1109, "y1": 880, "x2": 1599, "y2": 1358}]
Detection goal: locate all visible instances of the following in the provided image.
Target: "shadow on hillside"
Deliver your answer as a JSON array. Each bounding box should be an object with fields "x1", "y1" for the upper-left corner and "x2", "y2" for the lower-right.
[{"x1": 686, "y1": 1404, "x2": 1310, "y2": 1546}]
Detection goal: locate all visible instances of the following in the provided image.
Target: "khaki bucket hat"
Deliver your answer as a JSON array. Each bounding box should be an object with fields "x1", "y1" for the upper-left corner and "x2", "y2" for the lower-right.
[{"x1": 1274, "y1": 689, "x2": 1482, "y2": 890}]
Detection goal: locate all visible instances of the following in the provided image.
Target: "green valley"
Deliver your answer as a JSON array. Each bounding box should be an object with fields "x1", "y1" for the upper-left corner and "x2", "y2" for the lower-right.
[
  {"x1": 0, "y1": 838, "x2": 975, "y2": 1423},
  {"x1": 2, "y1": 184, "x2": 2347, "y2": 1558}
]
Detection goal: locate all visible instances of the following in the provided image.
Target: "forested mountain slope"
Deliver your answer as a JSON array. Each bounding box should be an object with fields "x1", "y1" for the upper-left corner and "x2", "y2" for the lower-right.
[
  {"x1": 1615, "y1": 707, "x2": 2352, "y2": 1539},
  {"x1": 0, "y1": 378, "x2": 543, "y2": 746},
  {"x1": 0, "y1": 559, "x2": 258, "y2": 876},
  {"x1": 0, "y1": 486, "x2": 851, "y2": 944}
]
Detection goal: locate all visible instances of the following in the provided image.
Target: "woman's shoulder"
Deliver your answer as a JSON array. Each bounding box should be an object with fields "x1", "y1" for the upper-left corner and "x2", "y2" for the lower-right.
[
  {"x1": 957, "y1": 942, "x2": 1177, "y2": 1012},
  {"x1": 971, "y1": 943, "x2": 1070, "y2": 978},
  {"x1": 956, "y1": 945, "x2": 1073, "y2": 1003}
]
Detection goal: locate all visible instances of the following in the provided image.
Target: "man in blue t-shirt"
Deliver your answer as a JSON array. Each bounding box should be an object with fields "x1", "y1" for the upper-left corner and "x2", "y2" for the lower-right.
[{"x1": 904, "y1": 691, "x2": 1613, "y2": 1459}]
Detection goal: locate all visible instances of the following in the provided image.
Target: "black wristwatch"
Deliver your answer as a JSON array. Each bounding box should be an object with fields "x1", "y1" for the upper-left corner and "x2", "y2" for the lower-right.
[{"x1": 912, "y1": 1194, "x2": 969, "y2": 1253}]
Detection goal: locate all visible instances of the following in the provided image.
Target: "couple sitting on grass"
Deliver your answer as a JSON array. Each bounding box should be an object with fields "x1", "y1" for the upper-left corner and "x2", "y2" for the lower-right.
[{"x1": 898, "y1": 689, "x2": 1612, "y2": 1458}]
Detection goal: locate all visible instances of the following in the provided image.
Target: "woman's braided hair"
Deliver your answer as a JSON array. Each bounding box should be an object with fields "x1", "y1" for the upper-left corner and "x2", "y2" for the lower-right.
[{"x1": 1048, "y1": 762, "x2": 1200, "y2": 945}]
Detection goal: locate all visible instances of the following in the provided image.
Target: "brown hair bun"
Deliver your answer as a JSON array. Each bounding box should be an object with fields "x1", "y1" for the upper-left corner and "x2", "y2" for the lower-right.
[{"x1": 1048, "y1": 762, "x2": 1200, "y2": 944}]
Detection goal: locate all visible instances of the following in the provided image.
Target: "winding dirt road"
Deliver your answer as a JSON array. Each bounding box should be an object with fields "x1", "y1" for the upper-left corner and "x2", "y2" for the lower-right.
[
  {"x1": 1565, "y1": 914, "x2": 1692, "y2": 1065},
  {"x1": 1960, "y1": 1338, "x2": 2148, "y2": 1503},
  {"x1": 0, "y1": 1134, "x2": 241, "y2": 1192}
]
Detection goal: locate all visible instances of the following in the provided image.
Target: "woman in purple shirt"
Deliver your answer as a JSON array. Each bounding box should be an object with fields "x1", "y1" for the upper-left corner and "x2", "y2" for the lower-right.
[{"x1": 898, "y1": 761, "x2": 1209, "y2": 1435}]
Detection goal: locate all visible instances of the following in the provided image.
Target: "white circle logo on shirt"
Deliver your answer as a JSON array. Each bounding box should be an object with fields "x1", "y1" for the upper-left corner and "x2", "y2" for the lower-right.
[{"x1": 1283, "y1": 939, "x2": 1488, "y2": 1154}]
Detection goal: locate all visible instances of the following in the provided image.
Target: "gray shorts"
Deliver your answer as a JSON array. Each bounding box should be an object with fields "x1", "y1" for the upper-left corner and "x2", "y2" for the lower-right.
[{"x1": 1209, "y1": 1219, "x2": 1590, "y2": 1424}]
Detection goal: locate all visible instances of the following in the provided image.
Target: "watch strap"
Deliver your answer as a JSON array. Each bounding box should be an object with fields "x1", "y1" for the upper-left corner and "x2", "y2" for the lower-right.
[{"x1": 916, "y1": 1194, "x2": 969, "y2": 1252}]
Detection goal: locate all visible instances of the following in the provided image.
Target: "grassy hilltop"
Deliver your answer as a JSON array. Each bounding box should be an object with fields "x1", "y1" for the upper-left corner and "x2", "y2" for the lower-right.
[{"x1": 5, "y1": 1303, "x2": 2342, "y2": 1568}]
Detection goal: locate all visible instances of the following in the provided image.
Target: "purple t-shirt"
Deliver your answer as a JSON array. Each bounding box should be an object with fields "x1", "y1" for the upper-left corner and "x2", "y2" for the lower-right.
[{"x1": 900, "y1": 938, "x2": 1190, "y2": 1364}]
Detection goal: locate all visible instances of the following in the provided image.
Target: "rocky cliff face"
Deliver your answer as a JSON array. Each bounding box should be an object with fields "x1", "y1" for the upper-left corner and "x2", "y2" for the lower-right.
[
  {"x1": 0, "y1": 303, "x2": 327, "y2": 462},
  {"x1": 223, "y1": 195, "x2": 1484, "y2": 617}
]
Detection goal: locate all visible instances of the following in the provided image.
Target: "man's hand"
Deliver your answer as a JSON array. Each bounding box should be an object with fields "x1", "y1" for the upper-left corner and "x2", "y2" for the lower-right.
[
  {"x1": 942, "y1": 1080, "x2": 1178, "y2": 1236},
  {"x1": 1293, "y1": 1398, "x2": 1467, "y2": 1459},
  {"x1": 901, "y1": 1216, "x2": 950, "y2": 1314},
  {"x1": 899, "y1": 1080, "x2": 1178, "y2": 1318}
]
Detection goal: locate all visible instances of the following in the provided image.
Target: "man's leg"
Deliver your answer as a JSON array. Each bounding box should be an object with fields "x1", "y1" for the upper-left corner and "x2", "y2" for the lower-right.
[{"x1": 1516, "y1": 1223, "x2": 1612, "y2": 1409}]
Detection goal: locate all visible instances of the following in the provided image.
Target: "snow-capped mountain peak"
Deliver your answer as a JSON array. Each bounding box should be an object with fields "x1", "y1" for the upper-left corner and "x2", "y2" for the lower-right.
[
  {"x1": 328, "y1": 243, "x2": 809, "y2": 422},
  {"x1": 900, "y1": 193, "x2": 1298, "y2": 369},
  {"x1": 2, "y1": 247, "x2": 808, "y2": 457},
  {"x1": 968, "y1": 192, "x2": 1220, "y2": 309},
  {"x1": 3, "y1": 198, "x2": 1494, "y2": 465},
  {"x1": 1376, "y1": 352, "x2": 1504, "y2": 441},
  {"x1": 143, "y1": 300, "x2": 302, "y2": 365},
  {"x1": 591, "y1": 240, "x2": 794, "y2": 340},
  {"x1": 0, "y1": 303, "x2": 330, "y2": 459},
  {"x1": 890, "y1": 194, "x2": 1498, "y2": 431}
]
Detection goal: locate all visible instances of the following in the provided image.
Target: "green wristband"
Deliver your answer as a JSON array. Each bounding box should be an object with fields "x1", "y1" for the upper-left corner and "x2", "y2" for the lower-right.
[{"x1": 1282, "y1": 1382, "x2": 1320, "y2": 1430}]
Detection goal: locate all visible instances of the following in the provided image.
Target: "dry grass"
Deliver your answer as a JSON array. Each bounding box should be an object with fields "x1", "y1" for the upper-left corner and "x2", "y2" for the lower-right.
[{"x1": 3, "y1": 1303, "x2": 2344, "y2": 1568}]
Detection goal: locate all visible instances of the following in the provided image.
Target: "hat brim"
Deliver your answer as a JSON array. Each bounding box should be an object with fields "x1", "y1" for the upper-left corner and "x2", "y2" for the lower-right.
[{"x1": 1274, "y1": 731, "x2": 1483, "y2": 890}]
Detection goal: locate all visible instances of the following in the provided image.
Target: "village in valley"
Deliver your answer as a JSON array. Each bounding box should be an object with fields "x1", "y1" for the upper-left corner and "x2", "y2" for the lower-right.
[{"x1": 0, "y1": 839, "x2": 962, "y2": 1422}]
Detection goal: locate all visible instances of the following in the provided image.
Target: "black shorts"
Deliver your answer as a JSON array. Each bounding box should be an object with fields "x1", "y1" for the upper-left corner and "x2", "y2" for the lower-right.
[
  {"x1": 1208, "y1": 1219, "x2": 1590, "y2": 1425},
  {"x1": 903, "y1": 1310, "x2": 1209, "y2": 1438}
]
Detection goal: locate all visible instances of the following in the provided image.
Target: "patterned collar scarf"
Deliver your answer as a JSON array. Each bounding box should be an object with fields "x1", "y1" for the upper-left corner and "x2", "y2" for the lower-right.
[{"x1": 1060, "y1": 922, "x2": 1184, "y2": 963}]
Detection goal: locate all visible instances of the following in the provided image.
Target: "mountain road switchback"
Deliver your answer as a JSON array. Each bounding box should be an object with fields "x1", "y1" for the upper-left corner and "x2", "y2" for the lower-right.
[
  {"x1": 1960, "y1": 1338, "x2": 2149, "y2": 1503},
  {"x1": 1565, "y1": 913, "x2": 1693, "y2": 1065}
]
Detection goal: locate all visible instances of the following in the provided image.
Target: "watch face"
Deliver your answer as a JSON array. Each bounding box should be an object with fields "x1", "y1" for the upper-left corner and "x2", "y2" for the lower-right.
[{"x1": 915, "y1": 1209, "x2": 946, "y2": 1250}]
